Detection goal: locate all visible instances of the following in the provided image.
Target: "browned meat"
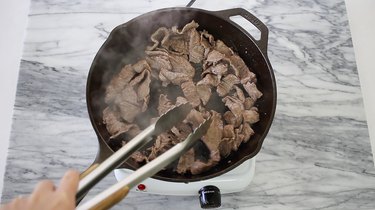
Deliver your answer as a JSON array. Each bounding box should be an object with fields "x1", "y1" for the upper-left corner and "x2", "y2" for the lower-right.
[
  {"x1": 105, "y1": 65, "x2": 135, "y2": 103},
  {"x1": 114, "y1": 86, "x2": 141, "y2": 123},
  {"x1": 227, "y1": 55, "x2": 256, "y2": 84},
  {"x1": 189, "y1": 28, "x2": 204, "y2": 63},
  {"x1": 242, "y1": 123, "x2": 254, "y2": 143},
  {"x1": 158, "y1": 94, "x2": 173, "y2": 115},
  {"x1": 243, "y1": 107, "x2": 260, "y2": 124},
  {"x1": 148, "y1": 132, "x2": 174, "y2": 161},
  {"x1": 176, "y1": 96, "x2": 188, "y2": 105},
  {"x1": 219, "y1": 138, "x2": 232, "y2": 157},
  {"x1": 176, "y1": 148, "x2": 195, "y2": 174},
  {"x1": 196, "y1": 84, "x2": 211, "y2": 105},
  {"x1": 234, "y1": 85, "x2": 245, "y2": 102},
  {"x1": 177, "y1": 21, "x2": 199, "y2": 34},
  {"x1": 169, "y1": 54, "x2": 195, "y2": 77},
  {"x1": 131, "y1": 151, "x2": 148, "y2": 163},
  {"x1": 181, "y1": 81, "x2": 201, "y2": 107},
  {"x1": 222, "y1": 96, "x2": 244, "y2": 118},
  {"x1": 206, "y1": 50, "x2": 225, "y2": 64},
  {"x1": 159, "y1": 68, "x2": 191, "y2": 86},
  {"x1": 132, "y1": 59, "x2": 151, "y2": 73},
  {"x1": 244, "y1": 97, "x2": 255, "y2": 109},
  {"x1": 147, "y1": 27, "x2": 170, "y2": 51},
  {"x1": 219, "y1": 124, "x2": 236, "y2": 157},
  {"x1": 103, "y1": 20, "x2": 262, "y2": 175},
  {"x1": 145, "y1": 50, "x2": 172, "y2": 72},
  {"x1": 103, "y1": 107, "x2": 136, "y2": 136},
  {"x1": 190, "y1": 111, "x2": 222, "y2": 174},
  {"x1": 217, "y1": 74, "x2": 240, "y2": 97},
  {"x1": 243, "y1": 81, "x2": 263, "y2": 100},
  {"x1": 214, "y1": 40, "x2": 234, "y2": 56},
  {"x1": 186, "y1": 109, "x2": 205, "y2": 128},
  {"x1": 197, "y1": 74, "x2": 219, "y2": 87},
  {"x1": 223, "y1": 110, "x2": 242, "y2": 128},
  {"x1": 210, "y1": 63, "x2": 228, "y2": 79},
  {"x1": 190, "y1": 155, "x2": 219, "y2": 175}
]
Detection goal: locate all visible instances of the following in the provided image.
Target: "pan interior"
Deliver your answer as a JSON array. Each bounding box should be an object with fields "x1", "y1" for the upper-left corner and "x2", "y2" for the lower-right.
[{"x1": 87, "y1": 8, "x2": 276, "y2": 182}]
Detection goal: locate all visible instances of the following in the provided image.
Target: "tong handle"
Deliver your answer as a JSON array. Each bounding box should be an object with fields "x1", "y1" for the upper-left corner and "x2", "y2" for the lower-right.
[
  {"x1": 89, "y1": 186, "x2": 130, "y2": 210},
  {"x1": 80, "y1": 163, "x2": 100, "y2": 180}
]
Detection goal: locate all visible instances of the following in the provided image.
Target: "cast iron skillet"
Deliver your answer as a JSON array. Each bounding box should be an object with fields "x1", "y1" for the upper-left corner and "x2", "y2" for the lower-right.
[{"x1": 85, "y1": 7, "x2": 277, "y2": 182}]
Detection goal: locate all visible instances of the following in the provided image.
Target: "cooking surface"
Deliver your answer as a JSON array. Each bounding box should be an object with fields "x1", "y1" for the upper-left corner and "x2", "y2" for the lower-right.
[{"x1": 1, "y1": 0, "x2": 375, "y2": 209}]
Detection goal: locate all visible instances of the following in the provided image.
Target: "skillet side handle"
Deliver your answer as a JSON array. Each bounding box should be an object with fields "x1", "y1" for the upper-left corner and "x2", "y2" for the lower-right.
[
  {"x1": 76, "y1": 138, "x2": 113, "y2": 205},
  {"x1": 214, "y1": 8, "x2": 269, "y2": 55}
]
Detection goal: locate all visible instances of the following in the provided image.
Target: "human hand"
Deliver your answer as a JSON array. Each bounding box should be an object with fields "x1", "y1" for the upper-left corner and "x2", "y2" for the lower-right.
[{"x1": 0, "y1": 170, "x2": 79, "y2": 210}]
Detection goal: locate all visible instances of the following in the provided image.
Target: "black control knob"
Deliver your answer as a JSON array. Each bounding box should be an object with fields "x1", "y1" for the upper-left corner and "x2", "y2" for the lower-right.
[{"x1": 198, "y1": 185, "x2": 221, "y2": 209}]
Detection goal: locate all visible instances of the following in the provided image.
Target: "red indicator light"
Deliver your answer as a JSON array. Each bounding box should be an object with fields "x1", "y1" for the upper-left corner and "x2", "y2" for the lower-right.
[{"x1": 137, "y1": 184, "x2": 146, "y2": 191}]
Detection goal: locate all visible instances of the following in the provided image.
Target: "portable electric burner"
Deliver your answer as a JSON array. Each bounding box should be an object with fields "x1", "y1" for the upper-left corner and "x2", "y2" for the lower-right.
[{"x1": 114, "y1": 158, "x2": 255, "y2": 208}]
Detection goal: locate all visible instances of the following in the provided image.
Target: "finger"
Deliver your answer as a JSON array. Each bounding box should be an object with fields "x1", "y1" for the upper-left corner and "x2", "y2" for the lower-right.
[
  {"x1": 32, "y1": 180, "x2": 55, "y2": 194},
  {"x1": 4, "y1": 196, "x2": 28, "y2": 210},
  {"x1": 57, "y1": 169, "x2": 79, "y2": 198}
]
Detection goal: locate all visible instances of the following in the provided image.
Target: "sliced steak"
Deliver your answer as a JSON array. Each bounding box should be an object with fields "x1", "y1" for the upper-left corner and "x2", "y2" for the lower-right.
[
  {"x1": 105, "y1": 64, "x2": 135, "y2": 103},
  {"x1": 157, "y1": 94, "x2": 173, "y2": 115},
  {"x1": 176, "y1": 148, "x2": 195, "y2": 174},
  {"x1": 214, "y1": 40, "x2": 234, "y2": 56},
  {"x1": 243, "y1": 107, "x2": 260, "y2": 124},
  {"x1": 196, "y1": 84, "x2": 212, "y2": 105},
  {"x1": 103, "y1": 107, "x2": 136, "y2": 136},
  {"x1": 181, "y1": 81, "x2": 201, "y2": 107},
  {"x1": 243, "y1": 81, "x2": 263, "y2": 100}
]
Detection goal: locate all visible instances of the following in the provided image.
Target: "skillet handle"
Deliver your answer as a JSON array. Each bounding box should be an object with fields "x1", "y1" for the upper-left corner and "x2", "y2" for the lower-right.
[{"x1": 214, "y1": 8, "x2": 269, "y2": 55}]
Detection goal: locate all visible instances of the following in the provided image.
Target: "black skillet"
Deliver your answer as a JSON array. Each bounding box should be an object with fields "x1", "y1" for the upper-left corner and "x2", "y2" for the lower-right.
[{"x1": 85, "y1": 7, "x2": 277, "y2": 183}]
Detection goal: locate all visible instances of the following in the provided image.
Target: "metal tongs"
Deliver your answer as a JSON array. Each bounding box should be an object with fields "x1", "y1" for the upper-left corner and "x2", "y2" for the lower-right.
[{"x1": 76, "y1": 103, "x2": 212, "y2": 210}]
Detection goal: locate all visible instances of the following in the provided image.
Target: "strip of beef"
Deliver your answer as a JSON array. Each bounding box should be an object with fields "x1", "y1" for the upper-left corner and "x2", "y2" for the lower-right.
[
  {"x1": 234, "y1": 85, "x2": 246, "y2": 103},
  {"x1": 244, "y1": 97, "x2": 255, "y2": 109},
  {"x1": 196, "y1": 84, "x2": 211, "y2": 105},
  {"x1": 148, "y1": 132, "x2": 174, "y2": 161},
  {"x1": 159, "y1": 68, "x2": 191, "y2": 86},
  {"x1": 214, "y1": 40, "x2": 234, "y2": 56},
  {"x1": 157, "y1": 94, "x2": 173, "y2": 115},
  {"x1": 243, "y1": 81, "x2": 263, "y2": 100},
  {"x1": 176, "y1": 96, "x2": 188, "y2": 105},
  {"x1": 176, "y1": 148, "x2": 195, "y2": 174},
  {"x1": 181, "y1": 81, "x2": 201, "y2": 107},
  {"x1": 169, "y1": 54, "x2": 195, "y2": 78},
  {"x1": 206, "y1": 50, "x2": 225, "y2": 64},
  {"x1": 189, "y1": 28, "x2": 205, "y2": 63},
  {"x1": 129, "y1": 69, "x2": 151, "y2": 112},
  {"x1": 219, "y1": 124, "x2": 235, "y2": 157},
  {"x1": 243, "y1": 107, "x2": 260, "y2": 124},
  {"x1": 115, "y1": 86, "x2": 141, "y2": 123},
  {"x1": 242, "y1": 123, "x2": 255, "y2": 143},
  {"x1": 147, "y1": 27, "x2": 170, "y2": 51},
  {"x1": 105, "y1": 65, "x2": 135, "y2": 104},
  {"x1": 103, "y1": 107, "x2": 136, "y2": 136},
  {"x1": 186, "y1": 109, "x2": 205, "y2": 129},
  {"x1": 197, "y1": 74, "x2": 219, "y2": 87},
  {"x1": 223, "y1": 110, "x2": 242, "y2": 128},
  {"x1": 132, "y1": 59, "x2": 151, "y2": 73},
  {"x1": 217, "y1": 74, "x2": 240, "y2": 97},
  {"x1": 226, "y1": 55, "x2": 256, "y2": 84},
  {"x1": 131, "y1": 151, "x2": 148, "y2": 163},
  {"x1": 145, "y1": 50, "x2": 172, "y2": 72},
  {"x1": 190, "y1": 111, "x2": 222, "y2": 175}
]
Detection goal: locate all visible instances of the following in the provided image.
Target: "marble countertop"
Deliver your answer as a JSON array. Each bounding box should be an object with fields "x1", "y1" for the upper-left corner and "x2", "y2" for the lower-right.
[{"x1": 1, "y1": 0, "x2": 375, "y2": 209}]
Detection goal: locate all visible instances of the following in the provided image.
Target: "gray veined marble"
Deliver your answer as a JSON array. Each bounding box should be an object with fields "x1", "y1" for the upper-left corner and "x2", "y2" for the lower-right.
[{"x1": 2, "y1": 0, "x2": 375, "y2": 209}]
